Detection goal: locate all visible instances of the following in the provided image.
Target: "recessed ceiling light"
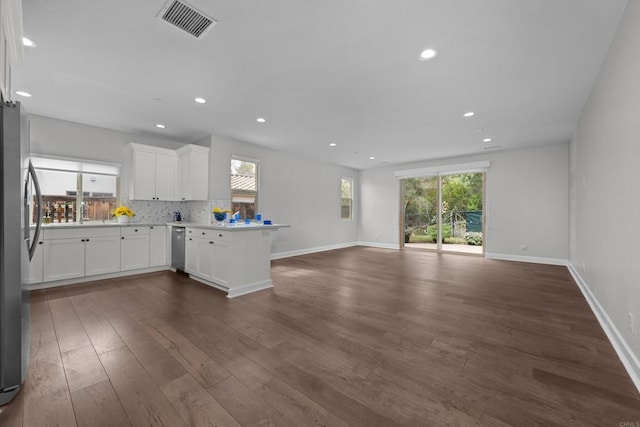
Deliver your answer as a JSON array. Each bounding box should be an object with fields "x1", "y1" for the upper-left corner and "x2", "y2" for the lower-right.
[
  {"x1": 483, "y1": 145, "x2": 501, "y2": 150},
  {"x1": 156, "y1": 124, "x2": 166, "y2": 129},
  {"x1": 463, "y1": 112, "x2": 475, "y2": 118},
  {"x1": 483, "y1": 138, "x2": 492, "y2": 143},
  {"x1": 194, "y1": 97, "x2": 206, "y2": 104},
  {"x1": 329, "y1": 143, "x2": 337, "y2": 147},
  {"x1": 418, "y1": 48, "x2": 438, "y2": 61},
  {"x1": 256, "y1": 117, "x2": 266, "y2": 123},
  {"x1": 15, "y1": 91, "x2": 32, "y2": 97},
  {"x1": 477, "y1": 128, "x2": 484, "y2": 133},
  {"x1": 22, "y1": 37, "x2": 37, "y2": 47},
  {"x1": 369, "y1": 156, "x2": 376, "y2": 160}
]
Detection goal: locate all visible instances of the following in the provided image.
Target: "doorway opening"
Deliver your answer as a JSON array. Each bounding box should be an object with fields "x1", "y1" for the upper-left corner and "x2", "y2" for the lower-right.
[{"x1": 401, "y1": 172, "x2": 484, "y2": 255}]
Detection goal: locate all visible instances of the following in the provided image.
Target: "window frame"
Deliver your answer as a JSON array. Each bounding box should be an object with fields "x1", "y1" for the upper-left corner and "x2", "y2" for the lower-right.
[
  {"x1": 31, "y1": 155, "x2": 121, "y2": 224},
  {"x1": 341, "y1": 176, "x2": 355, "y2": 221},
  {"x1": 230, "y1": 155, "x2": 260, "y2": 219}
]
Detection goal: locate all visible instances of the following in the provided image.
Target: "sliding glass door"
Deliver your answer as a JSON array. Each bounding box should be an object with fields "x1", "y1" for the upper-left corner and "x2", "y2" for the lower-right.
[{"x1": 402, "y1": 172, "x2": 484, "y2": 254}]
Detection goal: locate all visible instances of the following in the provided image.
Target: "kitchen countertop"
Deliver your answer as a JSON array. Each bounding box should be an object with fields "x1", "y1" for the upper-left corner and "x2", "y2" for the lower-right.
[
  {"x1": 33, "y1": 221, "x2": 167, "y2": 229},
  {"x1": 32, "y1": 221, "x2": 290, "y2": 231},
  {"x1": 166, "y1": 222, "x2": 290, "y2": 231}
]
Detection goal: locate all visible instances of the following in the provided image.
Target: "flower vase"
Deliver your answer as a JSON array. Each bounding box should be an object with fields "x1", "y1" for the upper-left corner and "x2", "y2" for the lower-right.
[{"x1": 117, "y1": 215, "x2": 130, "y2": 224}]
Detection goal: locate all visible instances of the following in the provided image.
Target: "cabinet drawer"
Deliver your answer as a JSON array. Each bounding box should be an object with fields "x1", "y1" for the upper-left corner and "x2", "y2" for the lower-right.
[
  {"x1": 212, "y1": 230, "x2": 231, "y2": 243},
  {"x1": 187, "y1": 228, "x2": 214, "y2": 240},
  {"x1": 121, "y1": 226, "x2": 150, "y2": 236},
  {"x1": 44, "y1": 226, "x2": 121, "y2": 240}
]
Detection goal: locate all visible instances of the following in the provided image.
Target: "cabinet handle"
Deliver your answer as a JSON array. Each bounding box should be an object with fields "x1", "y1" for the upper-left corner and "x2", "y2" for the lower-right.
[
  {"x1": 202, "y1": 232, "x2": 206, "y2": 235},
  {"x1": 121, "y1": 237, "x2": 125, "y2": 240},
  {"x1": 219, "y1": 234, "x2": 223, "y2": 237},
  {"x1": 86, "y1": 238, "x2": 90, "y2": 242},
  {"x1": 81, "y1": 239, "x2": 85, "y2": 242},
  {"x1": 38, "y1": 241, "x2": 43, "y2": 245},
  {"x1": 188, "y1": 238, "x2": 192, "y2": 241},
  {"x1": 134, "y1": 229, "x2": 138, "y2": 232},
  {"x1": 209, "y1": 241, "x2": 214, "y2": 244},
  {"x1": 150, "y1": 226, "x2": 154, "y2": 229}
]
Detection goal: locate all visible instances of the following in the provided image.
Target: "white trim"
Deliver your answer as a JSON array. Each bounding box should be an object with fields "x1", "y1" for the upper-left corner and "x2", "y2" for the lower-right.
[
  {"x1": 27, "y1": 266, "x2": 169, "y2": 290},
  {"x1": 486, "y1": 252, "x2": 568, "y2": 266},
  {"x1": 31, "y1": 154, "x2": 121, "y2": 175},
  {"x1": 271, "y1": 242, "x2": 358, "y2": 259},
  {"x1": 189, "y1": 275, "x2": 273, "y2": 298},
  {"x1": 567, "y1": 264, "x2": 640, "y2": 394},
  {"x1": 356, "y1": 241, "x2": 401, "y2": 250},
  {"x1": 394, "y1": 161, "x2": 491, "y2": 179}
]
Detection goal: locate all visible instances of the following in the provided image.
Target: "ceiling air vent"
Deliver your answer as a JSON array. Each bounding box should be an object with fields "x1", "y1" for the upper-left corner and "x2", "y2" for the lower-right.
[{"x1": 157, "y1": 0, "x2": 217, "y2": 39}]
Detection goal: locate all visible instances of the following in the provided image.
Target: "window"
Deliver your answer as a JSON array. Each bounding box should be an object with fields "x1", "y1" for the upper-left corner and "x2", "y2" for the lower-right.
[
  {"x1": 231, "y1": 157, "x2": 258, "y2": 219},
  {"x1": 31, "y1": 156, "x2": 120, "y2": 224},
  {"x1": 341, "y1": 177, "x2": 354, "y2": 220}
]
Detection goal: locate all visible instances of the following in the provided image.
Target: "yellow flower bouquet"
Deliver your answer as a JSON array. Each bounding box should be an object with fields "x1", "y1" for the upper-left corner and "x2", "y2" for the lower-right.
[{"x1": 113, "y1": 205, "x2": 135, "y2": 218}]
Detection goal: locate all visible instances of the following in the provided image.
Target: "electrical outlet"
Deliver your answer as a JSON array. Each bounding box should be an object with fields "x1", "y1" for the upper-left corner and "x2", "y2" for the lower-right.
[
  {"x1": 629, "y1": 313, "x2": 634, "y2": 333},
  {"x1": 520, "y1": 244, "x2": 527, "y2": 252}
]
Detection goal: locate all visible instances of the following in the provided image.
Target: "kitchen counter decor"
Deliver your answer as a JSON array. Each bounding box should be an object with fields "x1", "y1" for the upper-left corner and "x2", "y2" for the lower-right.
[{"x1": 113, "y1": 205, "x2": 135, "y2": 223}]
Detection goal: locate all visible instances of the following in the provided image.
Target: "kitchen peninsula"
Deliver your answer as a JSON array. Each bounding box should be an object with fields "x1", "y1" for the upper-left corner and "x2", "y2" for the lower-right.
[{"x1": 174, "y1": 222, "x2": 290, "y2": 298}]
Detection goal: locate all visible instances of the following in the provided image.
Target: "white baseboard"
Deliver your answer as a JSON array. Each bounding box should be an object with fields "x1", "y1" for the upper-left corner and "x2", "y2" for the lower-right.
[
  {"x1": 486, "y1": 252, "x2": 568, "y2": 266},
  {"x1": 271, "y1": 242, "x2": 358, "y2": 260},
  {"x1": 567, "y1": 264, "x2": 640, "y2": 394},
  {"x1": 356, "y1": 241, "x2": 401, "y2": 250},
  {"x1": 27, "y1": 266, "x2": 170, "y2": 290}
]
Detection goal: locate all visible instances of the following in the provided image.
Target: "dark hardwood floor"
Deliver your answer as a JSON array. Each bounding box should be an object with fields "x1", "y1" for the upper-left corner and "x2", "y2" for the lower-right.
[{"x1": 1, "y1": 246, "x2": 639, "y2": 426}]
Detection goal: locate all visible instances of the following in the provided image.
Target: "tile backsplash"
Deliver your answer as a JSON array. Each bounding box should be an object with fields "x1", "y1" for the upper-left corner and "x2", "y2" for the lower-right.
[{"x1": 124, "y1": 199, "x2": 231, "y2": 224}]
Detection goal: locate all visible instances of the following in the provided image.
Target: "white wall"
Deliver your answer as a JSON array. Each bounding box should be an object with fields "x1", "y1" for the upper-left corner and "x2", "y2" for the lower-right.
[
  {"x1": 569, "y1": 1, "x2": 640, "y2": 386},
  {"x1": 359, "y1": 143, "x2": 569, "y2": 263},
  {"x1": 28, "y1": 114, "x2": 187, "y2": 163},
  {"x1": 205, "y1": 133, "x2": 359, "y2": 256}
]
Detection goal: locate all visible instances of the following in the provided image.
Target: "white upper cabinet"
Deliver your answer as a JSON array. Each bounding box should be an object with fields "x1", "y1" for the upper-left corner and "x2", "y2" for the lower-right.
[
  {"x1": 176, "y1": 144, "x2": 209, "y2": 201},
  {"x1": 127, "y1": 143, "x2": 177, "y2": 201}
]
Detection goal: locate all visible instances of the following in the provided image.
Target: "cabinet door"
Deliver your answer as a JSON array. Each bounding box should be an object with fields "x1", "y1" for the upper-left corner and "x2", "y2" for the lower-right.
[
  {"x1": 132, "y1": 150, "x2": 157, "y2": 200},
  {"x1": 26, "y1": 232, "x2": 44, "y2": 284},
  {"x1": 149, "y1": 226, "x2": 167, "y2": 267},
  {"x1": 154, "y1": 153, "x2": 176, "y2": 201},
  {"x1": 121, "y1": 235, "x2": 150, "y2": 271},
  {"x1": 189, "y1": 153, "x2": 209, "y2": 201},
  {"x1": 185, "y1": 236, "x2": 197, "y2": 274},
  {"x1": 195, "y1": 239, "x2": 214, "y2": 281},
  {"x1": 85, "y1": 236, "x2": 120, "y2": 276},
  {"x1": 213, "y1": 241, "x2": 230, "y2": 286},
  {"x1": 176, "y1": 154, "x2": 188, "y2": 201},
  {"x1": 43, "y1": 239, "x2": 85, "y2": 281}
]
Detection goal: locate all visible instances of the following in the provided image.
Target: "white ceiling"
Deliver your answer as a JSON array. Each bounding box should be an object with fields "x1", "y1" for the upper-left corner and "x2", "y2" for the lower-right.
[{"x1": 14, "y1": 0, "x2": 628, "y2": 170}]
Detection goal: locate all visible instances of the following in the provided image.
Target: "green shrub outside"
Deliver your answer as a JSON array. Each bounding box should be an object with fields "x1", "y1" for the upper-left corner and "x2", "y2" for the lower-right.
[
  {"x1": 427, "y1": 224, "x2": 452, "y2": 242},
  {"x1": 463, "y1": 232, "x2": 483, "y2": 246}
]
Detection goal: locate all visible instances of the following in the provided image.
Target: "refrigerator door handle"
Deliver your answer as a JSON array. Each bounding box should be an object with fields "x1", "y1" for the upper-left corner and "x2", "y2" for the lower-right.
[{"x1": 24, "y1": 160, "x2": 42, "y2": 261}]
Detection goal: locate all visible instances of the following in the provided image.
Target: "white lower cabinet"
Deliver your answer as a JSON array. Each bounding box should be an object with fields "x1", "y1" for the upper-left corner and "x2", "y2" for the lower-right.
[
  {"x1": 121, "y1": 226, "x2": 150, "y2": 271},
  {"x1": 185, "y1": 232, "x2": 213, "y2": 280},
  {"x1": 185, "y1": 227, "x2": 273, "y2": 297},
  {"x1": 43, "y1": 227, "x2": 121, "y2": 282},
  {"x1": 43, "y1": 239, "x2": 86, "y2": 281},
  {"x1": 149, "y1": 225, "x2": 167, "y2": 267},
  {"x1": 212, "y1": 240, "x2": 230, "y2": 286},
  {"x1": 84, "y1": 235, "x2": 121, "y2": 276}
]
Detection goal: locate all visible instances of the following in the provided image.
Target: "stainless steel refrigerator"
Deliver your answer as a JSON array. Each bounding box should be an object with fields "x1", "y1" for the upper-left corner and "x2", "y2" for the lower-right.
[{"x1": 0, "y1": 99, "x2": 42, "y2": 406}]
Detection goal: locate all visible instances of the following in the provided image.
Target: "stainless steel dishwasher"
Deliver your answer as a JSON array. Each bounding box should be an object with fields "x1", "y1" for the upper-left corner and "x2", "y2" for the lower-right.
[{"x1": 171, "y1": 226, "x2": 186, "y2": 271}]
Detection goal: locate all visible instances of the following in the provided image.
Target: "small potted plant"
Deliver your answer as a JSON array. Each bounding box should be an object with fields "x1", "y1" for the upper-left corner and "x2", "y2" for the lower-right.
[{"x1": 113, "y1": 205, "x2": 135, "y2": 223}]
